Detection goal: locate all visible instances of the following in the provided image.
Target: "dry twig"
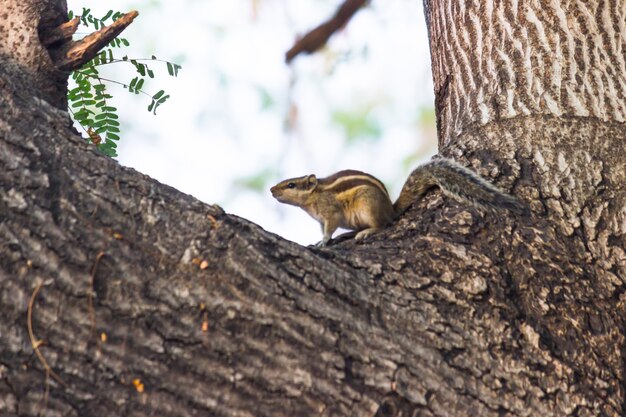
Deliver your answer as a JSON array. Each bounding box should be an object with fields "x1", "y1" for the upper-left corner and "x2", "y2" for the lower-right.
[
  {"x1": 27, "y1": 281, "x2": 67, "y2": 387},
  {"x1": 40, "y1": 17, "x2": 80, "y2": 47},
  {"x1": 57, "y1": 11, "x2": 139, "y2": 71}
]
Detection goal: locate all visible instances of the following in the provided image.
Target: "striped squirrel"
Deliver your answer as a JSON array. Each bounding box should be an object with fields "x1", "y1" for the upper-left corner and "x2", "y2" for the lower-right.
[{"x1": 270, "y1": 158, "x2": 525, "y2": 245}]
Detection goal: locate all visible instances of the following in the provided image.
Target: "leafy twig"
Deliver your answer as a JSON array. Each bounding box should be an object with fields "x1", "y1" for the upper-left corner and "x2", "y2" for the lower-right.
[{"x1": 67, "y1": 8, "x2": 181, "y2": 157}]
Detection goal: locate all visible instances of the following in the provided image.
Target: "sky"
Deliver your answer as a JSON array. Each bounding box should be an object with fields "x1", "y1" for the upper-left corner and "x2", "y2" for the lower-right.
[{"x1": 66, "y1": 0, "x2": 436, "y2": 244}]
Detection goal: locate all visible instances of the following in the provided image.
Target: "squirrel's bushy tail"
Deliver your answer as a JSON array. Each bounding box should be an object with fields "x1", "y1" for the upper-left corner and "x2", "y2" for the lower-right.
[{"x1": 393, "y1": 158, "x2": 526, "y2": 215}]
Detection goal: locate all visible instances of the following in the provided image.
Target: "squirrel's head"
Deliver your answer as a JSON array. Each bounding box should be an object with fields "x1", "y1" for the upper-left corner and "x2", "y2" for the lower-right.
[{"x1": 270, "y1": 174, "x2": 318, "y2": 206}]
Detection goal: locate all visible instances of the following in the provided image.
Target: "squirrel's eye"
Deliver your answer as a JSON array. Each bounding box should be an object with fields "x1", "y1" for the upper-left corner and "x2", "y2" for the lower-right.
[{"x1": 287, "y1": 182, "x2": 296, "y2": 189}]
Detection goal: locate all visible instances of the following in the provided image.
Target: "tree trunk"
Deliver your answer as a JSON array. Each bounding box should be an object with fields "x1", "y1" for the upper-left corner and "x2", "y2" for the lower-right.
[{"x1": 1, "y1": 1, "x2": 625, "y2": 416}]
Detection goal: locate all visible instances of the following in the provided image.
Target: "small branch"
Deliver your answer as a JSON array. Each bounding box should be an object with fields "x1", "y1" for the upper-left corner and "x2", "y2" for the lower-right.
[
  {"x1": 78, "y1": 72, "x2": 154, "y2": 100},
  {"x1": 57, "y1": 11, "x2": 139, "y2": 71},
  {"x1": 91, "y1": 57, "x2": 175, "y2": 67},
  {"x1": 40, "y1": 17, "x2": 80, "y2": 47},
  {"x1": 285, "y1": 0, "x2": 367, "y2": 63},
  {"x1": 27, "y1": 282, "x2": 67, "y2": 387}
]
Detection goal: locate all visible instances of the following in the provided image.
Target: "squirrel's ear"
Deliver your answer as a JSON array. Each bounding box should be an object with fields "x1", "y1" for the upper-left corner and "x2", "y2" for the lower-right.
[{"x1": 307, "y1": 174, "x2": 318, "y2": 188}]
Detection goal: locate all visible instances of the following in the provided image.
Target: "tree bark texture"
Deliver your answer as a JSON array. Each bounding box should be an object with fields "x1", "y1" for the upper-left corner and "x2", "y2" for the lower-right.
[{"x1": 1, "y1": 1, "x2": 625, "y2": 416}]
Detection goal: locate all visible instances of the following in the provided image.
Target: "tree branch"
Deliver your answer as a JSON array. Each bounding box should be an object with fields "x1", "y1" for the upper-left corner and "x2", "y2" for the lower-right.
[
  {"x1": 40, "y1": 17, "x2": 80, "y2": 47},
  {"x1": 2, "y1": 0, "x2": 625, "y2": 415},
  {"x1": 56, "y1": 11, "x2": 139, "y2": 71},
  {"x1": 285, "y1": 0, "x2": 367, "y2": 63}
]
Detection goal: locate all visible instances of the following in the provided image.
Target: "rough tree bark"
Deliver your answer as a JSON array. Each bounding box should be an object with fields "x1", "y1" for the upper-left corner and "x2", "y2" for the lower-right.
[{"x1": 1, "y1": 0, "x2": 625, "y2": 416}]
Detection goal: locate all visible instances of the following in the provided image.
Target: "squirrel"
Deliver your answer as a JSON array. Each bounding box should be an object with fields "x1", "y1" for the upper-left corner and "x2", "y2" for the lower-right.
[{"x1": 270, "y1": 158, "x2": 525, "y2": 245}]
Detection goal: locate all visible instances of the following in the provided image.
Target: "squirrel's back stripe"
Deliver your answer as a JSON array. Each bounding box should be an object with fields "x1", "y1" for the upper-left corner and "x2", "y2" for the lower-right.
[{"x1": 320, "y1": 171, "x2": 389, "y2": 197}]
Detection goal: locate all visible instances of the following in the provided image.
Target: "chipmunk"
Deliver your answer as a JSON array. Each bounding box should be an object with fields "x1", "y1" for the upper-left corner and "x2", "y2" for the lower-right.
[{"x1": 270, "y1": 158, "x2": 525, "y2": 245}]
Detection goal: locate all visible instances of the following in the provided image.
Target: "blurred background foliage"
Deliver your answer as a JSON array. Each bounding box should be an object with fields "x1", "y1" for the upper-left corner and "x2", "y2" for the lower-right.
[{"x1": 67, "y1": 0, "x2": 436, "y2": 244}]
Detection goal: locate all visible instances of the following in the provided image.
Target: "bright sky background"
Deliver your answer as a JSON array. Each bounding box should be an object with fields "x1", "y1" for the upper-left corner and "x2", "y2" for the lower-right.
[{"x1": 67, "y1": 0, "x2": 436, "y2": 245}]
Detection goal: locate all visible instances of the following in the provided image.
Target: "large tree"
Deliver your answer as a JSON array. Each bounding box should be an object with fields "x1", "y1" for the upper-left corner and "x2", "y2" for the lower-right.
[{"x1": 1, "y1": 1, "x2": 625, "y2": 416}]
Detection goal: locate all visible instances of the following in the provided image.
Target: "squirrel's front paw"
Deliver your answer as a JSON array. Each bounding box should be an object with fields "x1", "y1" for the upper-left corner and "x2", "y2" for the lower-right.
[{"x1": 355, "y1": 228, "x2": 379, "y2": 241}]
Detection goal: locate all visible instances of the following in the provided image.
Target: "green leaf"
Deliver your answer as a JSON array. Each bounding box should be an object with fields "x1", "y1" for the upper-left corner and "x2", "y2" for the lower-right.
[
  {"x1": 135, "y1": 63, "x2": 146, "y2": 76},
  {"x1": 74, "y1": 107, "x2": 92, "y2": 115},
  {"x1": 68, "y1": 86, "x2": 81, "y2": 97},
  {"x1": 151, "y1": 93, "x2": 170, "y2": 114},
  {"x1": 166, "y1": 62, "x2": 173, "y2": 76},
  {"x1": 97, "y1": 142, "x2": 117, "y2": 157},
  {"x1": 81, "y1": 8, "x2": 91, "y2": 20},
  {"x1": 75, "y1": 115, "x2": 95, "y2": 125},
  {"x1": 97, "y1": 147, "x2": 113, "y2": 157},
  {"x1": 152, "y1": 90, "x2": 164, "y2": 100},
  {"x1": 101, "y1": 10, "x2": 113, "y2": 21}
]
